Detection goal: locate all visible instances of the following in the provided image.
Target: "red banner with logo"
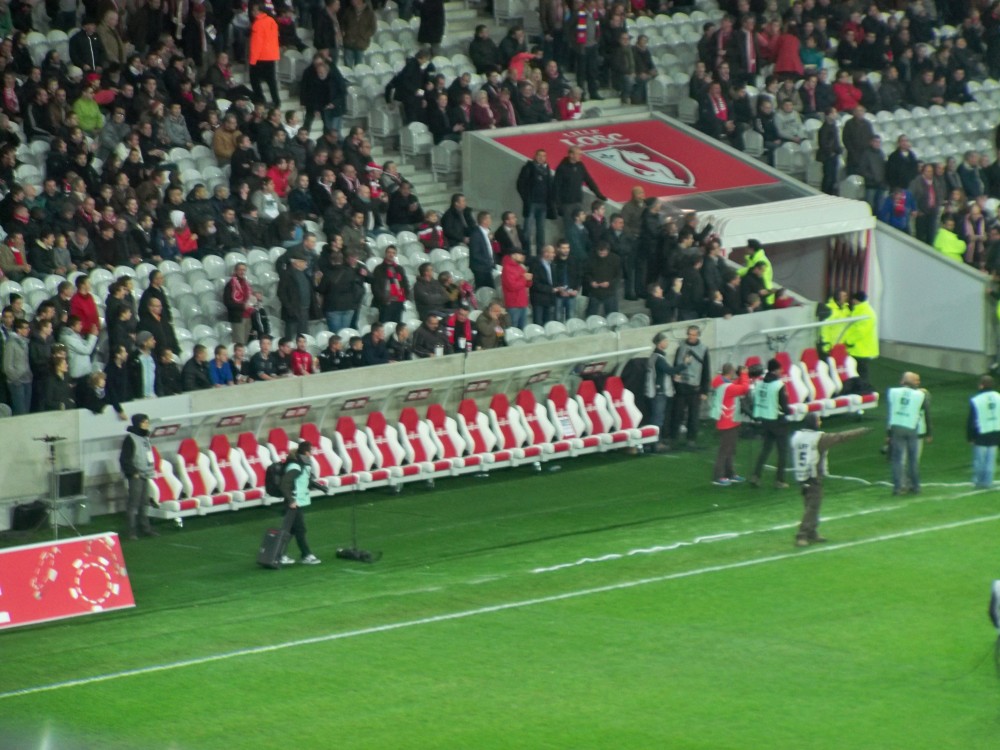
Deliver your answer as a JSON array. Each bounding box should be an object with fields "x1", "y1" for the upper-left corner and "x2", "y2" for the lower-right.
[
  {"x1": 494, "y1": 120, "x2": 779, "y2": 202},
  {"x1": 0, "y1": 533, "x2": 135, "y2": 630}
]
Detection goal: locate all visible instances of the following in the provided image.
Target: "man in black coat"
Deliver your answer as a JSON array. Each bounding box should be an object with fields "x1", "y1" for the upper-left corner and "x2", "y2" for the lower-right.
[
  {"x1": 385, "y1": 50, "x2": 434, "y2": 124},
  {"x1": 277, "y1": 250, "x2": 314, "y2": 338},
  {"x1": 469, "y1": 25, "x2": 502, "y2": 73},
  {"x1": 885, "y1": 135, "x2": 920, "y2": 190},
  {"x1": 426, "y1": 92, "x2": 463, "y2": 144},
  {"x1": 495, "y1": 211, "x2": 529, "y2": 257},
  {"x1": 601, "y1": 213, "x2": 636, "y2": 300},
  {"x1": 441, "y1": 193, "x2": 476, "y2": 246},
  {"x1": 138, "y1": 270, "x2": 173, "y2": 322},
  {"x1": 299, "y1": 56, "x2": 348, "y2": 134},
  {"x1": 370, "y1": 245, "x2": 410, "y2": 324},
  {"x1": 553, "y1": 147, "x2": 606, "y2": 242},
  {"x1": 69, "y1": 18, "x2": 106, "y2": 72},
  {"x1": 552, "y1": 239, "x2": 583, "y2": 321},
  {"x1": 516, "y1": 149, "x2": 555, "y2": 254}
]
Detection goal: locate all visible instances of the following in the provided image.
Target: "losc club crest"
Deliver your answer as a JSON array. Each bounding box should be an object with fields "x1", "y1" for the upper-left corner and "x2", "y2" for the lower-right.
[{"x1": 584, "y1": 142, "x2": 696, "y2": 188}]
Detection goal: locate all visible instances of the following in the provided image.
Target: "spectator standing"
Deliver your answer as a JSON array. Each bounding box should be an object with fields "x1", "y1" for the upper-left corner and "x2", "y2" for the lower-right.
[
  {"x1": 877, "y1": 187, "x2": 917, "y2": 232},
  {"x1": 418, "y1": 0, "x2": 446, "y2": 56},
  {"x1": 574, "y1": 0, "x2": 603, "y2": 101},
  {"x1": 129, "y1": 331, "x2": 158, "y2": 400},
  {"x1": 300, "y1": 56, "x2": 349, "y2": 135},
  {"x1": 469, "y1": 210, "x2": 496, "y2": 289},
  {"x1": 501, "y1": 248, "x2": 532, "y2": 329},
  {"x1": 341, "y1": 0, "x2": 377, "y2": 68},
  {"x1": 644, "y1": 332, "x2": 686, "y2": 454},
  {"x1": 3, "y1": 318, "x2": 31, "y2": 415},
  {"x1": 584, "y1": 242, "x2": 621, "y2": 316},
  {"x1": 529, "y1": 244, "x2": 558, "y2": 325},
  {"x1": 857, "y1": 135, "x2": 887, "y2": 210},
  {"x1": 909, "y1": 163, "x2": 940, "y2": 245},
  {"x1": 516, "y1": 149, "x2": 555, "y2": 255},
  {"x1": 553, "y1": 146, "x2": 606, "y2": 240},
  {"x1": 370, "y1": 245, "x2": 409, "y2": 323},
  {"x1": 841, "y1": 106, "x2": 875, "y2": 175},
  {"x1": 885, "y1": 136, "x2": 919, "y2": 191},
  {"x1": 223, "y1": 263, "x2": 261, "y2": 347},
  {"x1": 278, "y1": 250, "x2": 315, "y2": 338},
  {"x1": 60, "y1": 315, "x2": 98, "y2": 388},
  {"x1": 250, "y1": 3, "x2": 281, "y2": 106},
  {"x1": 968, "y1": 375, "x2": 1000, "y2": 489},
  {"x1": 710, "y1": 364, "x2": 751, "y2": 486},
  {"x1": 552, "y1": 239, "x2": 583, "y2": 321},
  {"x1": 119, "y1": 414, "x2": 159, "y2": 540},
  {"x1": 69, "y1": 276, "x2": 100, "y2": 336}
]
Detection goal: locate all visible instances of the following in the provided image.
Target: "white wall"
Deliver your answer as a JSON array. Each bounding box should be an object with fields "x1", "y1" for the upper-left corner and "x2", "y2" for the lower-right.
[{"x1": 874, "y1": 225, "x2": 991, "y2": 353}]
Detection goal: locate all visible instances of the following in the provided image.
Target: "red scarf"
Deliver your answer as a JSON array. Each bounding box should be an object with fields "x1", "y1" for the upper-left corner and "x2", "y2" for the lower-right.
[
  {"x1": 386, "y1": 264, "x2": 406, "y2": 303},
  {"x1": 711, "y1": 95, "x2": 728, "y2": 120},
  {"x1": 229, "y1": 275, "x2": 254, "y2": 317}
]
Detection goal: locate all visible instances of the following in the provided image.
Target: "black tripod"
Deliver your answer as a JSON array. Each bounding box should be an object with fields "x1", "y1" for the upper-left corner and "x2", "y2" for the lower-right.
[
  {"x1": 335, "y1": 488, "x2": 381, "y2": 563},
  {"x1": 34, "y1": 435, "x2": 81, "y2": 540}
]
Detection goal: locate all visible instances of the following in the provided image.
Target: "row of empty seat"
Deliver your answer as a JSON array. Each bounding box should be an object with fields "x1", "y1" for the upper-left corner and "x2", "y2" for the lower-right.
[{"x1": 147, "y1": 377, "x2": 660, "y2": 524}]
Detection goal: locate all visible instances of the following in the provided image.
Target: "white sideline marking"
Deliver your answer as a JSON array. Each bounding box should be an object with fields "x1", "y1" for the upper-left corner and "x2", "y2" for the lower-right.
[
  {"x1": 530, "y1": 489, "x2": 984, "y2": 574},
  {"x1": 2, "y1": 512, "x2": 999, "y2": 702}
]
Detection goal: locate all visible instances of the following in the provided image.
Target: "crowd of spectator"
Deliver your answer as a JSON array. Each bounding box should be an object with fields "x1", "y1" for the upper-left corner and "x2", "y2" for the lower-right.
[{"x1": 687, "y1": 0, "x2": 1000, "y2": 272}]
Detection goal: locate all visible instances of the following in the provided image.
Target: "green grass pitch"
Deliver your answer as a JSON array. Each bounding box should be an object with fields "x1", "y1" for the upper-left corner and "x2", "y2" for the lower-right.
[{"x1": 3, "y1": 357, "x2": 1000, "y2": 750}]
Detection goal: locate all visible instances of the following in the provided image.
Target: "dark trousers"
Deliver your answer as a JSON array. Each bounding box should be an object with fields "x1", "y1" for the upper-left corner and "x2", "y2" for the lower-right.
[
  {"x1": 532, "y1": 304, "x2": 555, "y2": 325},
  {"x1": 577, "y1": 45, "x2": 602, "y2": 98},
  {"x1": 585, "y1": 294, "x2": 618, "y2": 316},
  {"x1": 284, "y1": 507, "x2": 312, "y2": 558},
  {"x1": 379, "y1": 301, "x2": 404, "y2": 324},
  {"x1": 250, "y1": 60, "x2": 280, "y2": 105},
  {"x1": 523, "y1": 202, "x2": 548, "y2": 255},
  {"x1": 713, "y1": 427, "x2": 740, "y2": 480},
  {"x1": 753, "y1": 420, "x2": 789, "y2": 482},
  {"x1": 855, "y1": 357, "x2": 871, "y2": 384},
  {"x1": 670, "y1": 384, "x2": 702, "y2": 444},
  {"x1": 914, "y1": 213, "x2": 937, "y2": 245},
  {"x1": 620, "y1": 249, "x2": 637, "y2": 299},
  {"x1": 821, "y1": 155, "x2": 839, "y2": 195},
  {"x1": 797, "y1": 479, "x2": 823, "y2": 540},
  {"x1": 473, "y1": 269, "x2": 495, "y2": 290},
  {"x1": 284, "y1": 308, "x2": 310, "y2": 338},
  {"x1": 126, "y1": 475, "x2": 153, "y2": 535}
]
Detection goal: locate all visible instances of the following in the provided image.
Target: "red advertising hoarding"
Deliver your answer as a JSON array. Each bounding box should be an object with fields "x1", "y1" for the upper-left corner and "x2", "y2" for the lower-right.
[
  {"x1": 494, "y1": 120, "x2": 779, "y2": 202},
  {"x1": 0, "y1": 533, "x2": 135, "y2": 630}
]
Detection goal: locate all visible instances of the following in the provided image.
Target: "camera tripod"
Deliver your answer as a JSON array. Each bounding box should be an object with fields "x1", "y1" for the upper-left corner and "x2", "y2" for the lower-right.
[{"x1": 34, "y1": 435, "x2": 81, "y2": 540}]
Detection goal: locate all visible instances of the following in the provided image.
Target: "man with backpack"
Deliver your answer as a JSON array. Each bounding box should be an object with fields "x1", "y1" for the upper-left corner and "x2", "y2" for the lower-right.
[{"x1": 273, "y1": 441, "x2": 326, "y2": 565}]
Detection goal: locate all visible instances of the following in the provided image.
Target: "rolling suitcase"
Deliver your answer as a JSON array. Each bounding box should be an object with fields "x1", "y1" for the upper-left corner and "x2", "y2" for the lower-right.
[{"x1": 257, "y1": 519, "x2": 291, "y2": 570}]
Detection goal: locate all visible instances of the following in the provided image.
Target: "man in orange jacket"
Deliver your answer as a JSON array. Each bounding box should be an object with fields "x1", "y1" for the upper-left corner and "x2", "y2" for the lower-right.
[
  {"x1": 711, "y1": 363, "x2": 751, "y2": 486},
  {"x1": 249, "y1": 2, "x2": 281, "y2": 106}
]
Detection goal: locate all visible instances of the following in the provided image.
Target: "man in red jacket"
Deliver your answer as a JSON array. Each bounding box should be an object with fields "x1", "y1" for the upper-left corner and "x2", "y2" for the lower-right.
[
  {"x1": 69, "y1": 275, "x2": 100, "y2": 336},
  {"x1": 711, "y1": 363, "x2": 750, "y2": 486}
]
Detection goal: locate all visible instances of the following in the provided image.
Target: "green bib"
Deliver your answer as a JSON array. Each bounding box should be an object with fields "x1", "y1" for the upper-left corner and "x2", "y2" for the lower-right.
[
  {"x1": 972, "y1": 391, "x2": 1000, "y2": 435},
  {"x1": 752, "y1": 379, "x2": 784, "y2": 420},
  {"x1": 887, "y1": 387, "x2": 925, "y2": 430}
]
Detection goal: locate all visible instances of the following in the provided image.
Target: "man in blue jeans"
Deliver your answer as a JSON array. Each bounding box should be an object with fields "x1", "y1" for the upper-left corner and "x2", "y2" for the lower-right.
[
  {"x1": 968, "y1": 375, "x2": 1000, "y2": 489},
  {"x1": 887, "y1": 371, "x2": 930, "y2": 495},
  {"x1": 516, "y1": 148, "x2": 555, "y2": 254}
]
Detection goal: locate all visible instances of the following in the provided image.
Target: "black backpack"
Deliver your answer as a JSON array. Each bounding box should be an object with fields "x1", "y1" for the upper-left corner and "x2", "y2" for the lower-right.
[{"x1": 264, "y1": 460, "x2": 288, "y2": 498}]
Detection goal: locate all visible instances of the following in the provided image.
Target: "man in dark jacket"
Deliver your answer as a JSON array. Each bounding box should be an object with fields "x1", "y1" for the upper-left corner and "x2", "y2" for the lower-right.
[
  {"x1": 553, "y1": 147, "x2": 606, "y2": 240},
  {"x1": 584, "y1": 242, "x2": 621, "y2": 316},
  {"x1": 441, "y1": 193, "x2": 476, "y2": 246},
  {"x1": 384, "y1": 49, "x2": 434, "y2": 124},
  {"x1": 529, "y1": 244, "x2": 558, "y2": 325},
  {"x1": 138, "y1": 270, "x2": 173, "y2": 322},
  {"x1": 886, "y1": 136, "x2": 919, "y2": 192},
  {"x1": 119, "y1": 413, "x2": 159, "y2": 539},
  {"x1": 69, "y1": 18, "x2": 106, "y2": 72},
  {"x1": 816, "y1": 107, "x2": 842, "y2": 195},
  {"x1": 553, "y1": 239, "x2": 583, "y2": 321},
  {"x1": 412, "y1": 262, "x2": 450, "y2": 320},
  {"x1": 370, "y1": 245, "x2": 410, "y2": 323},
  {"x1": 516, "y1": 149, "x2": 555, "y2": 254},
  {"x1": 299, "y1": 56, "x2": 348, "y2": 134},
  {"x1": 412, "y1": 313, "x2": 452, "y2": 358},
  {"x1": 181, "y1": 345, "x2": 213, "y2": 391},
  {"x1": 277, "y1": 250, "x2": 314, "y2": 338},
  {"x1": 469, "y1": 25, "x2": 502, "y2": 73}
]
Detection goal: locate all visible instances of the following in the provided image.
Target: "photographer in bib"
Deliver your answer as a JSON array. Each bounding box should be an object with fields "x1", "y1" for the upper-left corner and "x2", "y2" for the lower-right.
[
  {"x1": 968, "y1": 375, "x2": 1000, "y2": 489},
  {"x1": 644, "y1": 332, "x2": 688, "y2": 453},
  {"x1": 749, "y1": 358, "x2": 791, "y2": 489},
  {"x1": 119, "y1": 414, "x2": 159, "y2": 540},
  {"x1": 278, "y1": 441, "x2": 327, "y2": 566},
  {"x1": 791, "y1": 415, "x2": 871, "y2": 547},
  {"x1": 886, "y1": 371, "x2": 931, "y2": 496}
]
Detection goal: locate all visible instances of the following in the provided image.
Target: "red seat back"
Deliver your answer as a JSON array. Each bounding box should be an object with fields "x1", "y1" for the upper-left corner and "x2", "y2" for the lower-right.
[
  {"x1": 178, "y1": 438, "x2": 209, "y2": 496},
  {"x1": 458, "y1": 399, "x2": 490, "y2": 454},
  {"x1": 400, "y1": 407, "x2": 432, "y2": 462},
  {"x1": 209, "y1": 434, "x2": 240, "y2": 491},
  {"x1": 268, "y1": 427, "x2": 292, "y2": 460},
  {"x1": 237, "y1": 432, "x2": 266, "y2": 486},
  {"x1": 366, "y1": 411, "x2": 400, "y2": 468}
]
